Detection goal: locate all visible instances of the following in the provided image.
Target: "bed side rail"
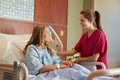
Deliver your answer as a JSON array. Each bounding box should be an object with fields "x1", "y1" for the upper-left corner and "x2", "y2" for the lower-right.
[
  {"x1": 87, "y1": 68, "x2": 120, "y2": 80},
  {"x1": 79, "y1": 62, "x2": 106, "y2": 71},
  {"x1": 0, "y1": 61, "x2": 28, "y2": 80},
  {"x1": 0, "y1": 62, "x2": 13, "y2": 80},
  {"x1": 66, "y1": 53, "x2": 106, "y2": 71},
  {"x1": 13, "y1": 61, "x2": 28, "y2": 80}
]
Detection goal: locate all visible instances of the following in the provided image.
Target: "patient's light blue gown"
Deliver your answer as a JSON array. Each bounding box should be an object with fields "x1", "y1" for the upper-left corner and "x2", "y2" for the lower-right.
[{"x1": 23, "y1": 45, "x2": 116, "y2": 80}]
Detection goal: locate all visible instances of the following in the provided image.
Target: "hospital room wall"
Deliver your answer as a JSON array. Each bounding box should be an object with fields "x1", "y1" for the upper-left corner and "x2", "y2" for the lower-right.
[
  {"x1": 95, "y1": 0, "x2": 120, "y2": 68},
  {"x1": 67, "y1": 0, "x2": 83, "y2": 50},
  {"x1": 67, "y1": 0, "x2": 120, "y2": 68}
]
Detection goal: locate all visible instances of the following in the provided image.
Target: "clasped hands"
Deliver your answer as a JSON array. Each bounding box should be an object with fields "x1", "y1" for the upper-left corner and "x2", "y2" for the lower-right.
[
  {"x1": 60, "y1": 58, "x2": 81, "y2": 69},
  {"x1": 60, "y1": 60, "x2": 75, "y2": 68}
]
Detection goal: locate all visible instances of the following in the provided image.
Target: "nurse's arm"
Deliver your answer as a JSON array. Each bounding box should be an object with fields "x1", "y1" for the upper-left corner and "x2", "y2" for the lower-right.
[
  {"x1": 75, "y1": 53, "x2": 100, "y2": 62},
  {"x1": 57, "y1": 49, "x2": 77, "y2": 56}
]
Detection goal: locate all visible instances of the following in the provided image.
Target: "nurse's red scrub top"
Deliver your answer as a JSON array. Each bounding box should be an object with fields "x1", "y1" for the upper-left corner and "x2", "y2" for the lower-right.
[{"x1": 74, "y1": 30, "x2": 108, "y2": 69}]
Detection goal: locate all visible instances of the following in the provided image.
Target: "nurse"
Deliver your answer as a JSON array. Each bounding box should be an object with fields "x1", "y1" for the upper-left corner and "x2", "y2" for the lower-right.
[{"x1": 57, "y1": 9, "x2": 108, "y2": 69}]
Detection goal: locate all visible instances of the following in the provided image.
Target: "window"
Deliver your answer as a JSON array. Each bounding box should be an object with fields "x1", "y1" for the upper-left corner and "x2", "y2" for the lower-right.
[{"x1": 0, "y1": 0, "x2": 34, "y2": 21}]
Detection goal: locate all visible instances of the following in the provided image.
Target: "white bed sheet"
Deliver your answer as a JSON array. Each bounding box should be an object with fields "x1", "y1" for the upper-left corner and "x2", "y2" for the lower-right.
[{"x1": 26, "y1": 64, "x2": 117, "y2": 80}]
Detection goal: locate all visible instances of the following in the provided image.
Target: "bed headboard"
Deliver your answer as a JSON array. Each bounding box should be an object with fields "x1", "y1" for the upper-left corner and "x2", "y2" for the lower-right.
[
  {"x1": 0, "y1": 18, "x2": 65, "y2": 62},
  {"x1": 0, "y1": 18, "x2": 33, "y2": 34},
  {"x1": 0, "y1": 18, "x2": 34, "y2": 61}
]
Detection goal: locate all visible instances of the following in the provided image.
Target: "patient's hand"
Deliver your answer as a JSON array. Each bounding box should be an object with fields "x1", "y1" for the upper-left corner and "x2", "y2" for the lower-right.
[
  {"x1": 62, "y1": 61, "x2": 75, "y2": 67},
  {"x1": 60, "y1": 64, "x2": 71, "y2": 69}
]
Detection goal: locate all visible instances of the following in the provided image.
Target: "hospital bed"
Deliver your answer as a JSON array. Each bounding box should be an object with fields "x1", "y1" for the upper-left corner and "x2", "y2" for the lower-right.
[{"x1": 0, "y1": 26, "x2": 120, "y2": 80}]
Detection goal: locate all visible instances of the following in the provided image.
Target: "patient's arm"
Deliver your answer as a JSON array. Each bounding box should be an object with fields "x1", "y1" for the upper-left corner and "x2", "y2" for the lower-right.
[
  {"x1": 39, "y1": 64, "x2": 72, "y2": 73},
  {"x1": 39, "y1": 65, "x2": 58, "y2": 73}
]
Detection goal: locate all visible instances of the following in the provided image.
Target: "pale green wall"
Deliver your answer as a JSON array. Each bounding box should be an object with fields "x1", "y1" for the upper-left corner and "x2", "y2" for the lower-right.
[
  {"x1": 95, "y1": 0, "x2": 120, "y2": 68},
  {"x1": 67, "y1": 0, "x2": 83, "y2": 50}
]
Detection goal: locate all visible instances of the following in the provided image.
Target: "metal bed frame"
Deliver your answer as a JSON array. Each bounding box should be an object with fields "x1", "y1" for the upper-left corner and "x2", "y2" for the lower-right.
[{"x1": 1, "y1": 61, "x2": 120, "y2": 80}]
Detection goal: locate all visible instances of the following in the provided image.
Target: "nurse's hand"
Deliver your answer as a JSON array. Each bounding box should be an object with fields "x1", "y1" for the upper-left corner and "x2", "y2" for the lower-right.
[{"x1": 74, "y1": 58, "x2": 81, "y2": 64}]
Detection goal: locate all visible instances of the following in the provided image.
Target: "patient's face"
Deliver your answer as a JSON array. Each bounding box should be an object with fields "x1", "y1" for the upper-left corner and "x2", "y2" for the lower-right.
[{"x1": 43, "y1": 27, "x2": 51, "y2": 42}]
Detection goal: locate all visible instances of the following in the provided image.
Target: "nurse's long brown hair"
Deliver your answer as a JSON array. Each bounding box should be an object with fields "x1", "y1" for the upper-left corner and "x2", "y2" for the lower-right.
[
  {"x1": 23, "y1": 24, "x2": 53, "y2": 55},
  {"x1": 80, "y1": 9, "x2": 103, "y2": 31}
]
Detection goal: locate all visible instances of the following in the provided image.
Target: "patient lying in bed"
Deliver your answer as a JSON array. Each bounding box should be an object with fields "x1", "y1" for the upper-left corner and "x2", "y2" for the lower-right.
[{"x1": 23, "y1": 24, "x2": 116, "y2": 80}]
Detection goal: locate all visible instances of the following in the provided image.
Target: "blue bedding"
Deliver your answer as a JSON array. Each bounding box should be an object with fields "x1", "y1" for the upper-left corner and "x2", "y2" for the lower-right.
[{"x1": 27, "y1": 64, "x2": 116, "y2": 80}]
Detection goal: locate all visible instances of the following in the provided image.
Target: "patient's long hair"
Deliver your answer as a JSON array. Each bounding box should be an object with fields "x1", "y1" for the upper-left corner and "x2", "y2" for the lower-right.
[{"x1": 23, "y1": 24, "x2": 53, "y2": 55}]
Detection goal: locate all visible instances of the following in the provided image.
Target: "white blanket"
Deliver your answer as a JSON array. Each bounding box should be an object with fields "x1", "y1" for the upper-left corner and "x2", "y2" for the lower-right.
[{"x1": 27, "y1": 64, "x2": 116, "y2": 80}]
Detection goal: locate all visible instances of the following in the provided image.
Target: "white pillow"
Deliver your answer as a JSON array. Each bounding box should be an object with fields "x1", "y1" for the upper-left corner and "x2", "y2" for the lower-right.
[
  {"x1": 0, "y1": 35, "x2": 7, "y2": 58},
  {"x1": 0, "y1": 33, "x2": 31, "y2": 63}
]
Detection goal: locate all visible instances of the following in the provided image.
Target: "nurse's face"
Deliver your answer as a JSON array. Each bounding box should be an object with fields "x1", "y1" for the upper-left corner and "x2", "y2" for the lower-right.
[
  {"x1": 43, "y1": 27, "x2": 51, "y2": 42},
  {"x1": 79, "y1": 14, "x2": 91, "y2": 29}
]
